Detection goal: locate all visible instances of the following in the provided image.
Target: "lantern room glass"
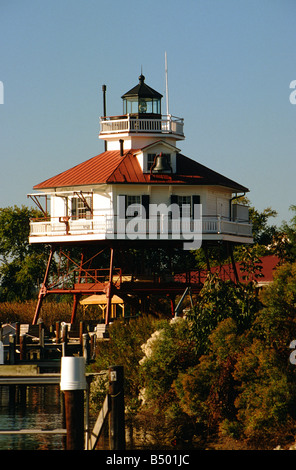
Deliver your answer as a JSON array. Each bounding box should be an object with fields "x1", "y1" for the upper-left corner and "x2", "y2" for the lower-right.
[{"x1": 123, "y1": 97, "x2": 161, "y2": 115}]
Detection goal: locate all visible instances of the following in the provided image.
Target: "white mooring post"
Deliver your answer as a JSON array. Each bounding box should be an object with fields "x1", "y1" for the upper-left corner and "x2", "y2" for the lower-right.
[{"x1": 60, "y1": 357, "x2": 87, "y2": 450}]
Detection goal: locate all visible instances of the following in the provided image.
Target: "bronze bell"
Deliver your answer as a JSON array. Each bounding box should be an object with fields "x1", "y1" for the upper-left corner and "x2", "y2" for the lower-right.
[{"x1": 151, "y1": 153, "x2": 172, "y2": 174}]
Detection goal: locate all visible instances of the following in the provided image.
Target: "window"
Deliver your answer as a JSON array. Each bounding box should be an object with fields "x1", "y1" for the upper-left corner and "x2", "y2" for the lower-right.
[
  {"x1": 176, "y1": 196, "x2": 191, "y2": 218},
  {"x1": 71, "y1": 196, "x2": 92, "y2": 220},
  {"x1": 170, "y1": 195, "x2": 201, "y2": 218},
  {"x1": 118, "y1": 195, "x2": 150, "y2": 219},
  {"x1": 147, "y1": 153, "x2": 171, "y2": 171},
  {"x1": 126, "y1": 195, "x2": 142, "y2": 218}
]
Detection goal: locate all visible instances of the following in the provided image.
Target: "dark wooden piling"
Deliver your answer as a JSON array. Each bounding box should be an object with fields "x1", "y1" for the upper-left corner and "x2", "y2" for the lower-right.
[
  {"x1": 39, "y1": 322, "x2": 45, "y2": 359},
  {"x1": 56, "y1": 321, "x2": 61, "y2": 343},
  {"x1": 79, "y1": 321, "x2": 84, "y2": 347},
  {"x1": 9, "y1": 334, "x2": 16, "y2": 365},
  {"x1": 20, "y1": 334, "x2": 27, "y2": 361},
  {"x1": 63, "y1": 389, "x2": 85, "y2": 450},
  {"x1": 61, "y1": 357, "x2": 86, "y2": 450},
  {"x1": 108, "y1": 365, "x2": 125, "y2": 450},
  {"x1": 15, "y1": 322, "x2": 20, "y2": 345},
  {"x1": 61, "y1": 323, "x2": 68, "y2": 356},
  {"x1": 90, "y1": 333, "x2": 96, "y2": 361}
]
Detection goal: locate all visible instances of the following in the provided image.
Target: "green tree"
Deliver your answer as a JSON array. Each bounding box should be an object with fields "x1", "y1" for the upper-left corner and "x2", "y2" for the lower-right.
[
  {"x1": 139, "y1": 317, "x2": 199, "y2": 445},
  {"x1": 249, "y1": 206, "x2": 278, "y2": 245},
  {"x1": 174, "y1": 318, "x2": 244, "y2": 438},
  {"x1": 234, "y1": 197, "x2": 278, "y2": 246},
  {"x1": 140, "y1": 318, "x2": 197, "y2": 411},
  {"x1": 0, "y1": 205, "x2": 51, "y2": 301},
  {"x1": 187, "y1": 273, "x2": 260, "y2": 355},
  {"x1": 233, "y1": 339, "x2": 294, "y2": 444},
  {"x1": 273, "y1": 205, "x2": 296, "y2": 262},
  {"x1": 88, "y1": 316, "x2": 160, "y2": 421},
  {"x1": 253, "y1": 261, "x2": 296, "y2": 360}
]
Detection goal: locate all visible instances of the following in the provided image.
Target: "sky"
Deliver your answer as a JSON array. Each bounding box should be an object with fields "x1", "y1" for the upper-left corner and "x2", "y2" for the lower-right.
[{"x1": 0, "y1": 0, "x2": 295, "y2": 227}]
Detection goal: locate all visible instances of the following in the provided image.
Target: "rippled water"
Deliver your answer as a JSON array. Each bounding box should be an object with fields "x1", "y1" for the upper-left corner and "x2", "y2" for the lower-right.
[{"x1": 0, "y1": 385, "x2": 66, "y2": 450}]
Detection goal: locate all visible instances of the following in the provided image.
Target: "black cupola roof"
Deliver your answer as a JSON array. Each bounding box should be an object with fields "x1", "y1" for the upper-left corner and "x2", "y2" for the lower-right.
[{"x1": 121, "y1": 74, "x2": 163, "y2": 100}]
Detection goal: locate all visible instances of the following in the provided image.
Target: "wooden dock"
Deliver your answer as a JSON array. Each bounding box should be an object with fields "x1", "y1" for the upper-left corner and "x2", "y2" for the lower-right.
[
  {"x1": 0, "y1": 322, "x2": 125, "y2": 450},
  {"x1": 0, "y1": 320, "x2": 100, "y2": 368},
  {"x1": 0, "y1": 364, "x2": 107, "y2": 445}
]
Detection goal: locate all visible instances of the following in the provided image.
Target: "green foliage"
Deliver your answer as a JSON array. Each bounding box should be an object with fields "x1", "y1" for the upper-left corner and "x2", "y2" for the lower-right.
[
  {"x1": 233, "y1": 339, "x2": 293, "y2": 442},
  {"x1": 187, "y1": 273, "x2": 260, "y2": 355},
  {"x1": 253, "y1": 262, "x2": 296, "y2": 358},
  {"x1": 248, "y1": 206, "x2": 278, "y2": 245},
  {"x1": 0, "y1": 205, "x2": 52, "y2": 301},
  {"x1": 89, "y1": 316, "x2": 160, "y2": 417},
  {"x1": 136, "y1": 262, "x2": 296, "y2": 447},
  {"x1": 274, "y1": 205, "x2": 296, "y2": 262},
  {"x1": 174, "y1": 318, "x2": 245, "y2": 435},
  {"x1": 234, "y1": 244, "x2": 266, "y2": 281},
  {"x1": 140, "y1": 318, "x2": 197, "y2": 411}
]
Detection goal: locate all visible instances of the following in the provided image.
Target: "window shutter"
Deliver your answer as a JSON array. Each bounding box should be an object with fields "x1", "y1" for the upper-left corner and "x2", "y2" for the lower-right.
[
  {"x1": 192, "y1": 195, "x2": 201, "y2": 219},
  {"x1": 118, "y1": 195, "x2": 126, "y2": 219},
  {"x1": 170, "y1": 195, "x2": 178, "y2": 205},
  {"x1": 141, "y1": 195, "x2": 150, "y2": 219},
  {"x1": 71, "y1": 198, "x2": 77, "y2": 219},
  {"x1": 170, "y1": 195, "x2": 179, "y2": 219}
]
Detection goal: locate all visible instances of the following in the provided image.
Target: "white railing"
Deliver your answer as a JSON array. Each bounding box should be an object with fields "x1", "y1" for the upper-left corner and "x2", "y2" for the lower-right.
[
  {"x1": 99, "y1": 114, "x2": 184, "y2": 137},
  {"x1": 30, "y1": 215, "x2": 252, "y2": 239},
  {"x1": 202, "y1": 217, "x2": 252, "y2": 237}
]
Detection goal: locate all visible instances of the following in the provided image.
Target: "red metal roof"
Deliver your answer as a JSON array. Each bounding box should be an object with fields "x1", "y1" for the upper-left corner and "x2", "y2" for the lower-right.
[
  {"x1": 33, "y1": 150, "x2": 133, "y2": 189},
  {"x1": 33, "y1": 149, "x2": 249, "y2": 192}
]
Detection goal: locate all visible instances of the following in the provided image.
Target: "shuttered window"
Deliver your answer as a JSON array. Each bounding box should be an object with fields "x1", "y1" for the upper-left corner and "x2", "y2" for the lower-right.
[
  {"x1": 118, "y1": 195, "x2": 150, "y2": 218},
  {"x1": 170, "y1": 195, "x2": 201, "y2": 218},
  {"x1": 71, "y1": 196, "x2": 92, "y2": 220}
]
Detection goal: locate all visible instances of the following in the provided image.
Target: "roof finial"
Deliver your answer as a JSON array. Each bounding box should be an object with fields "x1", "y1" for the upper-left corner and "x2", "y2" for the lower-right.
[{"x1": 139, "y1": 66, "x2": 145, "y2": 83}]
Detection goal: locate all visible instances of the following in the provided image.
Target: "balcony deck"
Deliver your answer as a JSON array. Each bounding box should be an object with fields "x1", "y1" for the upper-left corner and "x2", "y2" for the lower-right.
[
  {"x1": 99, "y1": 114, "x2": 185, "y2": 139},
  {"x1": 29, "y1": 215, "x2": 253, "y2": 245}
]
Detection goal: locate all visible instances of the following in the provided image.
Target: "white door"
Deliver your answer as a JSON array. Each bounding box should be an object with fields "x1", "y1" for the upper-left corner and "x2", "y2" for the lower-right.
[{"x1": 216, "y1": 198, "x2": 229, "y2": 218}]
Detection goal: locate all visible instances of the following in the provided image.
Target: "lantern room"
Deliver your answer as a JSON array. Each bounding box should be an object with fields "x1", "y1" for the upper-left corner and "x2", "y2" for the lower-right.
[{"x1": 121, "y1": 74, "x2": 162, "y2": 117}]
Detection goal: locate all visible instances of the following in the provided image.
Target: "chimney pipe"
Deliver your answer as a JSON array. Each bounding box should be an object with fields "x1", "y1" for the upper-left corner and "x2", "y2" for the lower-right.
[
  {"x1": 119, "y1": 139, "x2": 124, "y2": 157},
  {"x1": 102, "y1": 84, "x2": 107, "y2": 151}
]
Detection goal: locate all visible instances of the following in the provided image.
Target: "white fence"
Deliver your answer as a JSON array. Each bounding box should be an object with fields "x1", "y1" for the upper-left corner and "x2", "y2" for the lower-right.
[
  {"x1": 30, "y1": 215, "x2": 252, "y2": 239},
  {"x1": 100, "y1": 114, "x2": 184, "y2": 137}
]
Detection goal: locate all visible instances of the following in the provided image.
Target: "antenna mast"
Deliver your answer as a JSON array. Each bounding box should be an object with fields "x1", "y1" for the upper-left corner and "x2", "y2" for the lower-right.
[{"x1": 165, "y1": 52, "x2": 169, "y2": 116}]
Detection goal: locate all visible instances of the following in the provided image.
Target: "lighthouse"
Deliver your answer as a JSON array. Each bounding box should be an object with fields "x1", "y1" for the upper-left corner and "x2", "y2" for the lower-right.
[{"x1": 28, "y1": 73, "x2": 252, "y2": 325}]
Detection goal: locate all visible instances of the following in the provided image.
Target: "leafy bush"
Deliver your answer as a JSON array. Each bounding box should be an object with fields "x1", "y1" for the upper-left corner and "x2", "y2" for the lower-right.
[
  {"x1": 87, "y1": 262, "x2": 296, "y2": 448},
  {"x1": 187, "y1": 273, "x2": 260, "y2": 355},
  {"x1": 140, "y1": 318, "x2": 197, "y2": 411},
  {"x1": 88, "y1": 315, "x2": 160, "y2": 418}
]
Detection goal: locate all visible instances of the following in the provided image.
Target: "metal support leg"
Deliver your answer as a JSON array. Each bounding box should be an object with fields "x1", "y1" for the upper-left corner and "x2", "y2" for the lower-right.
[
  {"x1": 71, "y1": 252, "x2": 84, "y2": 324},
  {"x1": 105, "y1": 247, "x2": 114, "y2": 325},
  {"x1": 229, "y1": 242, "x2": 239, "y2": 283},
  {"x1": 32, "y1": 248, "x2": 54, "y2": 325}
]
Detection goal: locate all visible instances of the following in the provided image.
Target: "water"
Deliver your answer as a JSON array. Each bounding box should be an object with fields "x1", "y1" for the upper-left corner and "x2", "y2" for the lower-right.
[{"x1": 0, "y1": 385, "x2": 66, "y2": 450}]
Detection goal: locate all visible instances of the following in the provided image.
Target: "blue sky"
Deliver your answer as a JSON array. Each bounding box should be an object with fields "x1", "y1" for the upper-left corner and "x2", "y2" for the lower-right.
[{"x1": 0, "y1": 0, "x2": 295, "y2": 226}]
